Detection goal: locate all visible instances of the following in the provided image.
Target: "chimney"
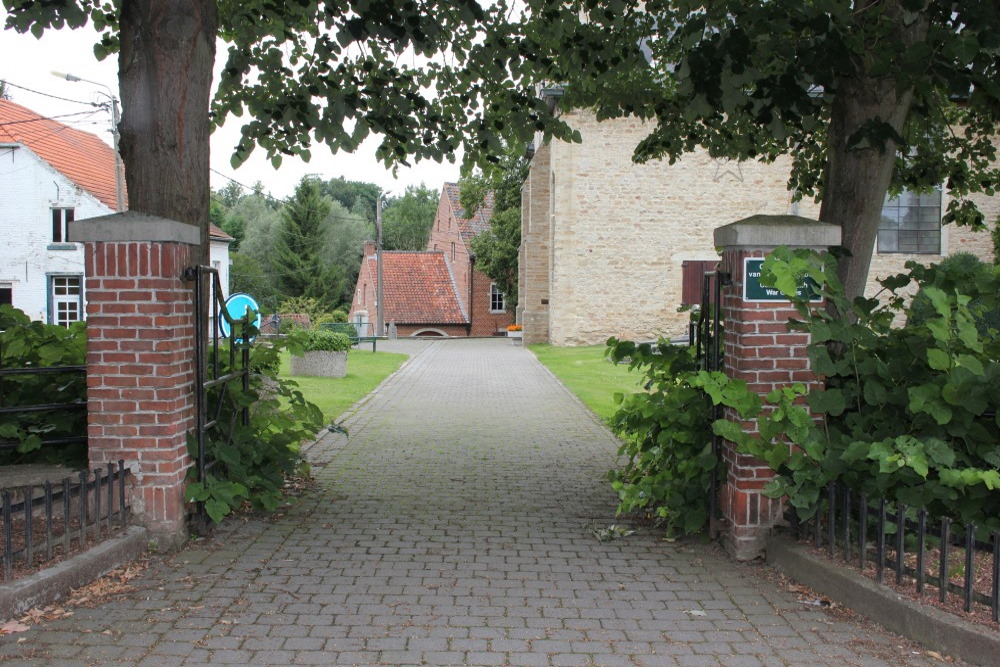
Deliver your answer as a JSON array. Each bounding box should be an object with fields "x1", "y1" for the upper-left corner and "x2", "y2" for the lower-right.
[{"x1": 364, "y1": 240, "x2": 376, "y2": 257}]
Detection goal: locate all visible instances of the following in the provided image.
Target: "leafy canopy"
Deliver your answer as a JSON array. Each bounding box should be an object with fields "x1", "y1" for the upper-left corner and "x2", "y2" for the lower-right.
[
  {"x1": 566, "y1": 0, "x2": 1000, "y2": 229},
  {"x1": 4, "y1": 0, "x2": 651, "y2": 172}
]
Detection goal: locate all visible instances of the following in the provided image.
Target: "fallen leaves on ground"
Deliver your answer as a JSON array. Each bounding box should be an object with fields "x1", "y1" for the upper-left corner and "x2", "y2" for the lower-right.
[{"x1": 3, "y1": 557, "x2": 151, "y2": 632}]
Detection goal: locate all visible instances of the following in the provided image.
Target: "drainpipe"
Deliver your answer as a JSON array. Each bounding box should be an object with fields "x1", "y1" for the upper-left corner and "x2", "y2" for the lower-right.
[{"x1": 467, "y1": 254, "x2": 475, "y2": 337}]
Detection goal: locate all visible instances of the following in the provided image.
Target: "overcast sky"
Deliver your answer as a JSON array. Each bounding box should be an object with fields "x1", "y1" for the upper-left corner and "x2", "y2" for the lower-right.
[{"x1": 0, "y1": 13, "x2": 462, "y2": 201}]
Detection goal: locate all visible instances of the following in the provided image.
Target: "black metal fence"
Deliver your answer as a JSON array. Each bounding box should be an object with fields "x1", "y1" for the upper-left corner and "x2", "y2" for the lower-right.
[
  {"x1": 1, "y1": 461, "x2": 130, "y2": 581},
  {"x1": 789, "y1": 481, "x2": 1000, "y2": 622},
  {"x1": 689, "y1": 269, "x2": 730, "y2": 536},
  {"x1": 187, "y1": 266, "x2": 251, "y2": 530}
]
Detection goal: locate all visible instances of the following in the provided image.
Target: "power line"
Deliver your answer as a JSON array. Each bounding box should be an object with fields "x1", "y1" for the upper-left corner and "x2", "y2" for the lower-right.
[
  {"x1": 0, "y1": 110, "x2": 108, "y2": 128},
  {"x1": 1, "y1": 80, "x2": 98, "y2": 107}
]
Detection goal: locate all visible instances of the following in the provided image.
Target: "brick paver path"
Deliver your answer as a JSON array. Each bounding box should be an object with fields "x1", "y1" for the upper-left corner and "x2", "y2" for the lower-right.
[{"x1": 0, "y1": 339, "x2": 936, "y2": 665}]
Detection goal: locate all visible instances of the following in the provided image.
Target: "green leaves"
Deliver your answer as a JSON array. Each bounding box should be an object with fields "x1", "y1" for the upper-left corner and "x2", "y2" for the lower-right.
[
  {"x1": 0, "y1": 306, "x2": 88, "y2": 467},
  {"x1": 185, "y1": 336, "x2": 324, "y2": 524}
]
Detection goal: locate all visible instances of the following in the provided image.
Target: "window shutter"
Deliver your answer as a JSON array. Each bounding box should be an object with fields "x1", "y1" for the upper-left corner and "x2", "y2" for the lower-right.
[{"x1": 681, "y1": 260, "x2": 719, "y2": 306}]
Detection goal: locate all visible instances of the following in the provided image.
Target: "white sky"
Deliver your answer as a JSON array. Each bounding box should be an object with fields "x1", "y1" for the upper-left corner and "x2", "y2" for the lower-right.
[{"x1": 0, "y1": 13, "x2": 462, "y2": 201}]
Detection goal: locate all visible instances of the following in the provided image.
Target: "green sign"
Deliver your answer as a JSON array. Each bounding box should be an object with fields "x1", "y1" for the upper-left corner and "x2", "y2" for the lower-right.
[{"x1": 743, "y1": 258, "x2": 821, "y2": 302}]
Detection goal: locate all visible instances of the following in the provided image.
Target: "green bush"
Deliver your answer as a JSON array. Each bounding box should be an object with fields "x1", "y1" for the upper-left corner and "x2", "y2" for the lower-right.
[
  {"x1": 312, "y1": 310, "x2": 347, "y2": 329},
  {"x1": 607, "y1": 248, "x2": 1000, "y2": 536},
  {"x1": 185, "y1": 337, "x2": 325, "y2": 523},
  {"x1": 0, "y1": 306, "x2": 87, "y2": 467},
  {"x1": 605, "y1": 338, "x2": 720, "y2": 537},
  {"x1": 295, "y1": 329, "x2": 351, "y2": 352},
  {"x1": 907, "y1": 252, "x2": 1000, "y2": 338},
  {"x1": 727, "y1": 249, "x2": 1000, "y2": 532}
]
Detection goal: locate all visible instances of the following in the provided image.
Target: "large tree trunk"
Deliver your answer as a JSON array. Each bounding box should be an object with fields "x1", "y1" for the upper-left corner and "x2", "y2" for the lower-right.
[
  {"x1": 819, "y1": 1, "x2": 930, "y2": 303},
  {"x1": 117, "y1": 0, "x2": 217, "y2": 267}
]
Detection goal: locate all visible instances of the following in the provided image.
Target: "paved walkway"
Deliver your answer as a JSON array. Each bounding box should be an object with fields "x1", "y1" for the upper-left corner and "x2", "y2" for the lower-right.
[{"x1": 0, "y1": 339, "x2": 937, "y2": 666}]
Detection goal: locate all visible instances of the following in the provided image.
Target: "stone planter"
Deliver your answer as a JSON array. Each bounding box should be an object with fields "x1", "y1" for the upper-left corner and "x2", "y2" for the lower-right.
[
  {"x1": 290, "y1": 350, "x2": 348, "y2": 378},
  {"x1": 507, "y1": 330, "x2": 522, "y2": 339}
]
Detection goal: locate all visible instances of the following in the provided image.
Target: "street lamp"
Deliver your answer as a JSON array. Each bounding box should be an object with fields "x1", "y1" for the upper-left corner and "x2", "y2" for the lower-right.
[
  {"x1": 52, "y1": 71, "x2": 125, "y2": 213},
  {"x1": 375, "y1": 190, "x2": 391, "y2": 337}
]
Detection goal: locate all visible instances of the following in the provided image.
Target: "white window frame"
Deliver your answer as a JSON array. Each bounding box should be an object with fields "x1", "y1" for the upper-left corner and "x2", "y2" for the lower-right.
[
  {"x1": 489, "y1": 283, "x2": 505, "y2": 313},
  {"x1": 51, "y1": 207, "x2": 75, "y2": 244},
  {"x1": 49, "y1": 275, "x2": 83, "y2": 327}
]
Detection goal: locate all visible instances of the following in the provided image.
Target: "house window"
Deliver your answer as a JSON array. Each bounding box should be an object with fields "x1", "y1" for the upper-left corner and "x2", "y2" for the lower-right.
[
  {"x1": 0, "y1": 284, "x2": 11, "y2": 307},
  {"x1": 51, "y1": 208, "x2": 75, "y2": 243},
  {"x1": 451, "y1": 242, "x2": 456, "y2": 261},
  {"x1": 49, "y1": 275, "x2": 82, "y2": 327},
  {"x1": 681, "y1": 260, "x2": 719, "y2": 306},
  {"x1": 490, "y1": 283, "x2": 505, "y2": 313},
  {"x1": 877, "y1": 188, "x2": 942, "y2": 254}
]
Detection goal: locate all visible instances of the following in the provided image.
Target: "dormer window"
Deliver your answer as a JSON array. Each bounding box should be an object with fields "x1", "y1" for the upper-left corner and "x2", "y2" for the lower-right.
[{"x1": 51, "y1": 207, "x2": 75, "y2": 243}]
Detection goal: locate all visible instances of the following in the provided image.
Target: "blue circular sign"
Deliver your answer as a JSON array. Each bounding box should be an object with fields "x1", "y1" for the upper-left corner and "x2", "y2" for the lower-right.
[{"x1": 219, "y1": 293, "x2": 262, "y2": 342}]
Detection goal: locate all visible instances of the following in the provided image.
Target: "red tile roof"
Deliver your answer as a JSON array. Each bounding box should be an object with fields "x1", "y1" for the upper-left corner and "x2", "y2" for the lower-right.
[
  {"x1": 443, "y1": 182, "x2": 495, "y2": 248},
  {"x1": 363, "y1": 251, "x2": 467, "y2": 324},
  {"x1": 0, "y1": 99, "x2": 123, "y2": 210},
  {"x1": 209, "y1": 224, "x2": 233, "y2": 241}
]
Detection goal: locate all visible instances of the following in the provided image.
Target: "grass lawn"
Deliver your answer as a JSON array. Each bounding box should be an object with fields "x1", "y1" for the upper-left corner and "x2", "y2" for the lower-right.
[
  {"x1": 278, "y1": 349, "x2": 409, "y2": 421},
  {"x1": 527, "y1": 343, "x2": 644, "y2": 422}
]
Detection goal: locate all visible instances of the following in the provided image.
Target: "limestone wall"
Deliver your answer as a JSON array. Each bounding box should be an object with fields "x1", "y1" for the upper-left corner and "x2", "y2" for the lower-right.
[{"x1": 525, "y1": 110, "x2": 996, "y2": 346}]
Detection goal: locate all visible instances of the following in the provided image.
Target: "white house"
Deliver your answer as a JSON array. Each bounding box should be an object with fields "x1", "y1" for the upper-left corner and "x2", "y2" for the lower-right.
[{"x1": 0, "y1": 99, "x2": 231, "y2": 325}]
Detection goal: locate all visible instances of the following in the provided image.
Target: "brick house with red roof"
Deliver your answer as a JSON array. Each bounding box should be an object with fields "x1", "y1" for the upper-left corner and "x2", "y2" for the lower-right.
[
  {"x1": 0, "y1": 99, "x2": 231, "y2": 324},
  {"x1": 349, "y1": 241, "x2": 469, "y2": 337},
  {"x1": 348, "y1": 183, "x2": 514, "y2": 337},
  {"x1": 426, "y1": 183, "x2": 513, "y2": 336}
]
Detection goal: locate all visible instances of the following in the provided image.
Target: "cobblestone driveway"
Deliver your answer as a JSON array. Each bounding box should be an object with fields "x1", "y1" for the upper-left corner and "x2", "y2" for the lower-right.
[{"x1": 0, "y1": 339, "x2": 937, "y2": 665}]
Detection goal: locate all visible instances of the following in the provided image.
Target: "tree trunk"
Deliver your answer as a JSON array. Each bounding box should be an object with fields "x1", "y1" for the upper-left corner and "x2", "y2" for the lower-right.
[
  {"x1": 819, "y1": 1, "x2": 930, "y2": 303},
  {"x1": 117, "y1": 0, "x2": 217, "y2": 267}
]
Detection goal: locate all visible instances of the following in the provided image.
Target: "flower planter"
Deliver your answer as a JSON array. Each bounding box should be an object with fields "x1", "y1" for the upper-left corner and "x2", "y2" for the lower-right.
[
  {"x1": 507, "y1": 330, "x2": 522, "y2": 339},
  {"x1": 290, "y1": 350, "x2": 348, "y2": 378}
]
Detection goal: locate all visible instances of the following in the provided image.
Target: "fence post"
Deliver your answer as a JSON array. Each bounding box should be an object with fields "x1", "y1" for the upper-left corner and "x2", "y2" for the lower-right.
[
  {"x1": 713, "y1": 215, "x2": 841, "y2": 560},
  {"x1": 70, "y1": 212, "x2": 199, "y2": 549}
]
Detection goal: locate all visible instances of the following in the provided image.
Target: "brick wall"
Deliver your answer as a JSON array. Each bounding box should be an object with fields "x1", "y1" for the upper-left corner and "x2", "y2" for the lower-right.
[
  {"x1": 713, "y1": 218, "x2": 840, "y2": 560},
  {"x1": 469, "y1": 263, "x2": 514, "y2": 336},
  {"x1": 83, "y1": 238, "x2": 196, "y2": 546}
]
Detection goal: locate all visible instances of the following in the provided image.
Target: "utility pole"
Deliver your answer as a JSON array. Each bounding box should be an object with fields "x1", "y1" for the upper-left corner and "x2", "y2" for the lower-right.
[
  {"x1": 53, "y1": 72, "x2": 125, "y2": 212},
  {"x1": 375, "y1": 190, "x2": 388, "y2": 337}
]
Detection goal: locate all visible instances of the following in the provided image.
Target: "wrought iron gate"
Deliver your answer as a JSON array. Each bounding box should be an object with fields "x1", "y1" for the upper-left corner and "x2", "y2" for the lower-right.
[
  {"x1": 689, "y1": 267, "x2": 730, "y2": 536},
  {"x1": 186, "y1": 265, "x2": 253, "y2": 531}
]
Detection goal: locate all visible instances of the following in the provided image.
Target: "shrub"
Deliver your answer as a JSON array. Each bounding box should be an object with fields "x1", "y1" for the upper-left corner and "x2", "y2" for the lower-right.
[
  {"x1": 294, "y1": 329, "x2": 351, "y2": 353},
  {"x1": 605, "y1": 338, "x2": 720, "y2": 537},
  {"x1": 906, "y1": 252, "x2": 1000, "y2": 338},
  {"x1": 0, "y1": 306, "x2": 87, "y2": 467},
  {"x1": 607, "y1": 248, "x2": 1000, "y2": 537},
  {"x1": 727, "y1": 248, "x2": 1000, "y2": 532},
  {"x1": 185, "y1": 337, "x2": 324, "y2": 523}
]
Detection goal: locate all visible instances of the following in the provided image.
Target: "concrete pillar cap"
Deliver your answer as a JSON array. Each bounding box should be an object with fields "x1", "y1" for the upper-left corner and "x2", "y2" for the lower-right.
[
  {"x1": 68, "y1": 211, "x2": 200, "y2": 245},
  {"x1": 714, "y1": 215, "x2": 841, "y2": 249}
]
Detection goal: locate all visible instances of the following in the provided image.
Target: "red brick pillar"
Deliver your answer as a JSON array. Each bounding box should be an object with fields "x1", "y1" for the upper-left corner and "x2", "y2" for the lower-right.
[
  {"x1": 70, "y1": 213, "x2": 200, "y2": 548},
  {"x1": 713, "y1": 215, "x2": 841, "y2": 560}
]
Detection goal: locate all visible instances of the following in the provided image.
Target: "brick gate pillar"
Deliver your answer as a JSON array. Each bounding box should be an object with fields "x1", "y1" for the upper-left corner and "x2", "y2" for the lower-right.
[
  {"x1": 70, "y1": 213, "x2": 199, "y2": 549},
  {"x1": 713, "y1": 215, "x2": 841, "y2": 561}
]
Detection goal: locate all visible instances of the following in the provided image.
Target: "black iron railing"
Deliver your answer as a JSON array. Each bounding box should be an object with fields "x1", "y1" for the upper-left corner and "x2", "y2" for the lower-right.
[
  {"x1": 789, "y1": 481, "x2": 1000, "y2": 623},
  {"x1": 186, "y1": 266, "x2": 252, "y2": 530},
  {"x1": 689, "y1": 269, "x2": 730, "y2": 536},
  {"x1": 1, "y1": 461, "x2": 130, "y2": 581}
]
